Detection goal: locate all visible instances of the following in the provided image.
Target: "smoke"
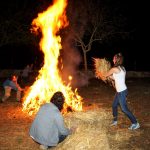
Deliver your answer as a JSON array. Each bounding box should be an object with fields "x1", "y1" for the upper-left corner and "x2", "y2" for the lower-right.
[
  {"x1": 60, "y1": 34, "x2": 89, "y2": 88},
  {"x1": 58, "y1": 0, "x2": 90, "y2": 88}
]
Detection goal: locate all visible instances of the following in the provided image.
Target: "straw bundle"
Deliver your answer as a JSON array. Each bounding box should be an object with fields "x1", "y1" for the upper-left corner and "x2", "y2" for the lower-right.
[
  {"x1": 52, "y1": 109, "x2": 112, "y2": 150},
  {"x1": 93, "y1": 58, "x2": 115, "y2": 87},
  {"x1": 93, "y1": 58, "x2": 111, "y2": 81}
]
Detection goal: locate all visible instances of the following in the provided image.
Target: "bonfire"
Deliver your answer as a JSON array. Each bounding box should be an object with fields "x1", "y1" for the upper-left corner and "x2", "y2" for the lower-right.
[{"x1": 22, "y1": 0, "x2": 83, "y2": 115}]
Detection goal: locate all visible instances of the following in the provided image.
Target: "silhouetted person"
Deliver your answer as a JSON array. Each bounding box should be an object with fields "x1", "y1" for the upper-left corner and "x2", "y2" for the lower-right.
[{"x1": 21, "y1": 64, "x2": 33, "y2": 84}]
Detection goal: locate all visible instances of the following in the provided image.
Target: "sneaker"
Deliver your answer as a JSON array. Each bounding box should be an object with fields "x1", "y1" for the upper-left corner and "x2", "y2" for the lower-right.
[
  {"x1": 39, "y1": 145, "x2": 48, "y2": 150},
  {"x1": 128, "y1": 123, "x2": 140, "y2": 130},
  {"x1": 110, "y1": 121, "x2": 117, "y2": 126}
]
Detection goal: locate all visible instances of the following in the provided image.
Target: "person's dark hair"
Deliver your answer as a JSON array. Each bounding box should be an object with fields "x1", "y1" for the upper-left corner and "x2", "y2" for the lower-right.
[
  {"x1": 51, "y1": 91, "x2": 65, "y2": 111},
  {"x1": 113, "y1": 53, "x2": 124, "y2": 67}
]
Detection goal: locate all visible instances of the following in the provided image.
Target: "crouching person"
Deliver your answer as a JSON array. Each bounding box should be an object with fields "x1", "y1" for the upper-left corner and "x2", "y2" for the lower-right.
[
  {"x1": 29, "y1": 91, "x2": 71, "y2": 150},
  {"x1": 2, "y1": 75, "x2": 24, "y2": 102}
]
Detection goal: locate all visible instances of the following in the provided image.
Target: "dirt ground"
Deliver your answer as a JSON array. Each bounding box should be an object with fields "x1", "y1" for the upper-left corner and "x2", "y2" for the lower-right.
[{"x1": 0, "y1": 77, "x2": 150, "y2": 150}]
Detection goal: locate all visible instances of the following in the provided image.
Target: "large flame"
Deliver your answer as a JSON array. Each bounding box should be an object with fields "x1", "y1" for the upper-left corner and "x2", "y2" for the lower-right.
[{"x1": 22, "y1": 0, "x2": 83, "y2": 115}]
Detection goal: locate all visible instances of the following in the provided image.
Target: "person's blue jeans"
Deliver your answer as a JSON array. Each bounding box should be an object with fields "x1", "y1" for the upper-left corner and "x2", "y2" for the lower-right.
[
  {"x1": 112, "y1": 89, "x2": 137, "y2": 124},
  {"x1": 59, "y1": 135, "x2": 67, "y2": 143}
]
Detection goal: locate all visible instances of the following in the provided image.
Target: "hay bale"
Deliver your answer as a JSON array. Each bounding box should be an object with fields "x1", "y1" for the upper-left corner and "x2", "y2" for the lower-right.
[{"x1": 53, "y1": 109, "x2": 112, "y2": 150}]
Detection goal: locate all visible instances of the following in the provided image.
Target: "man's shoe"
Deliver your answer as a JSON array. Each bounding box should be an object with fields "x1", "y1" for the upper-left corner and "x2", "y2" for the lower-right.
[{"x1": 128, "y1": 123, "x2": 140, "y2": 130}]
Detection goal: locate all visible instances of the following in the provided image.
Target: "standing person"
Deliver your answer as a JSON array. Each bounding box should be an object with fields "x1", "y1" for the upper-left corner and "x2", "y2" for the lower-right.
[
  {"x1": 29, "y1": 91, "x2": 71, "y2": 150},
  {"x1": 1, "y1": 75, "x2": 24, "y2": 102},
  {"x1": 21, "y1": 64, "x2": 33, "y2": 84},
  {"x1": 103, "y1": 53, "x2": 140, "y2": 130}
]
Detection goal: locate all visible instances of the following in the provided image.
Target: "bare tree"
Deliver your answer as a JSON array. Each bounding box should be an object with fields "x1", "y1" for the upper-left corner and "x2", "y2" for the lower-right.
[{"x1": 65, "y1": 0, "x2": 130, "y2": 71}]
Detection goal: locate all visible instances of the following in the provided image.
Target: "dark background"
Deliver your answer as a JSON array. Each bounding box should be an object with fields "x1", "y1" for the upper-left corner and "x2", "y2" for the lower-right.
[{"x1": 0, "y1": 0, "x2": 145, "y2": 71}]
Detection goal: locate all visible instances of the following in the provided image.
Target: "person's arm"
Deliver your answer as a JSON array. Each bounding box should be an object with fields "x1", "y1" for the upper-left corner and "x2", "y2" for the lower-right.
[
  {"x1": 105, "y1": 68, "x2": 115, "y2": 77},
  {"x1": 16, "y1": 84, "x2": 24, "y2": 91},
  {"x1": 10, "y1": 81, "x2": 24, "y2": 91},
  {"x1": 54, "y1": 112, "x2": 71, "y2": 136},
  {"x1": 108, "y1": 75, "x2": 114, "y2": 80}
]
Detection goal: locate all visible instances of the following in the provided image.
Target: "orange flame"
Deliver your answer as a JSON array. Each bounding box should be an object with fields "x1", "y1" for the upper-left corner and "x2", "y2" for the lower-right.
[{"x1": 22, "y1": 0, "x2": 83, "y2": 115}]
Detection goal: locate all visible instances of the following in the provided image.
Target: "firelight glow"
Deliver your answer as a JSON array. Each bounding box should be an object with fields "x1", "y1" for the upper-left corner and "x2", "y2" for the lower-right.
[{"x1": 22, "y1": 0, "x2": 83, "y2": 115}]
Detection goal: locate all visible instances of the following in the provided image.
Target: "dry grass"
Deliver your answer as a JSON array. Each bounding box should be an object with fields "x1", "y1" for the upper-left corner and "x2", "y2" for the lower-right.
[
  {"x1": 0, "y1": 78, "x2": 150, "y2": 150},
  {"x1": 93, "y1": 58, "x2": 111, "y2": 81},
  {"x1": 93, "y1": 58, "x2": 114, "y2": 87},
  {"x1": 54, "y1": 109, "x2": 111, "y2": 150}
]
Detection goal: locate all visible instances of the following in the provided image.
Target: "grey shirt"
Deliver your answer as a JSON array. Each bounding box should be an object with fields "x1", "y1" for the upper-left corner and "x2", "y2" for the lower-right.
[{"x1": 29, "y1": 102, "x2": 70, "y2": 146}]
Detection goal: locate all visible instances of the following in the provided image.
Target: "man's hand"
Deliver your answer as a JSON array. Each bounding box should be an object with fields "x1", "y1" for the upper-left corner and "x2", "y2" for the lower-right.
[{"x1": 69, "y1": 126, "x2": 77, "y2": 134}]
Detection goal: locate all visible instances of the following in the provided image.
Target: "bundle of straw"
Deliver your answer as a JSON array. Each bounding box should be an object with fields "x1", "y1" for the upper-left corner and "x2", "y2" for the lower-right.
[
  {"x1": 54, "y1": 109, "x2": 112, "y2": 150},
  {"x1": 93, "y1": 58, "x2": 111, "y2": 81},
  {"x1": 93, "y1": 58, "x2": 115, "y2": 87}
]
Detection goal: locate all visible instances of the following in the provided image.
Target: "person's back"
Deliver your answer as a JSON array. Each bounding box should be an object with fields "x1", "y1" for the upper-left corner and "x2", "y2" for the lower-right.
[
  {"x1": 29, "y1": 92, "x2": 70, "y2": 150},
  {"x1": 3, "y1": 79, "x2": 18, "y2": 91},
  {"x1": 30, "y1": 102, "x2": 69, "y2": 147}
]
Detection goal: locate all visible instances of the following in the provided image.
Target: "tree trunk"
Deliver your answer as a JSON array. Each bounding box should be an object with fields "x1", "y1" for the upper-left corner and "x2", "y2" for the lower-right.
[{"x1": 83, "y1": 51, "x2": 88, "y2": 72}]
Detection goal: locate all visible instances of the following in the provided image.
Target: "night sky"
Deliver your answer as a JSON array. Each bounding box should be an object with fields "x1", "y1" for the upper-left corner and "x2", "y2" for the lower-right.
[{"x1": 0, "y1": 0, "x2": 145, "y2": 71}]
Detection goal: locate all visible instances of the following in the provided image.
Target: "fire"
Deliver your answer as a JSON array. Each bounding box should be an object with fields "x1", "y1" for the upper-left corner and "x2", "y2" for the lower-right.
[{"x1": 22, "y1": 0, "x2": 83, "y2": 115}]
